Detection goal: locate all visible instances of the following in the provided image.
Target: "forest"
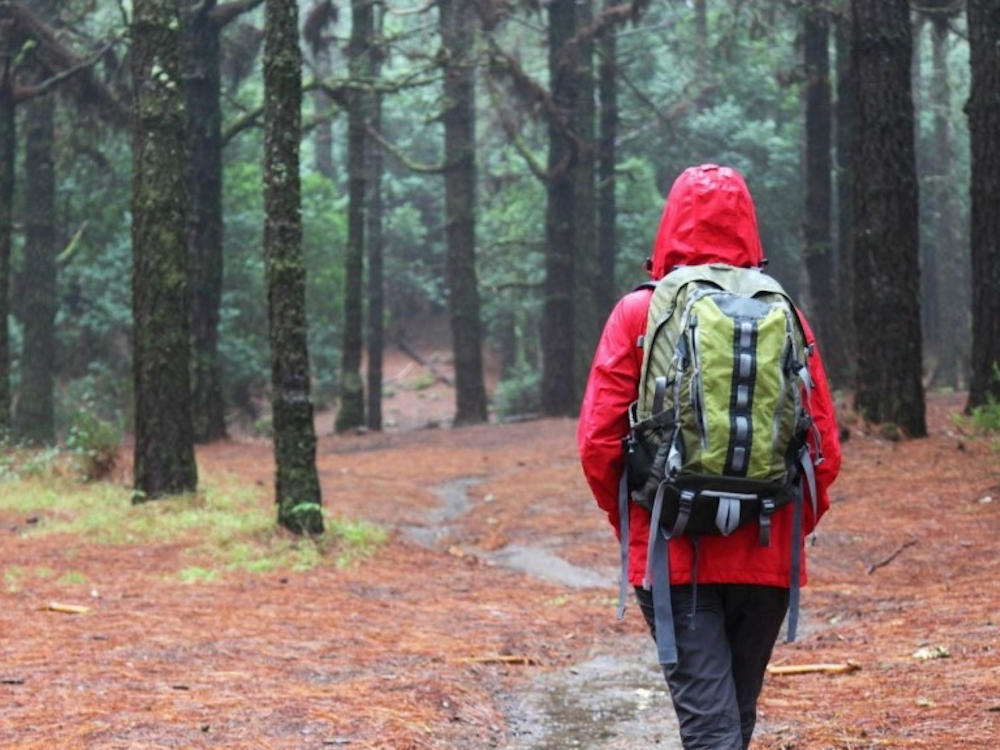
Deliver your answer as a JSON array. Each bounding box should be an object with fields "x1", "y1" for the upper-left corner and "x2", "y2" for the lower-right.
[{"x1": 1, "y1": 0, "x2": 999, "y2": 748}]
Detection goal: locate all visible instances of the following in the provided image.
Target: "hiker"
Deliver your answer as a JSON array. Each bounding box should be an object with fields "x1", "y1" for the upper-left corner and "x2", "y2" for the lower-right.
[{"x1": 577, "y1": 163, "x2": 842, "y2": 749}]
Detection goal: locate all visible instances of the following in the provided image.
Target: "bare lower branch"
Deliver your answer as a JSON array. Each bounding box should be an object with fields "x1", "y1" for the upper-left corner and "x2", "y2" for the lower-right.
[
  {"x1": 388, "y1": 0, "x2": 439, "y2": 16},
  {"x1": 366, "y1": 123, "x2": 446, "y2": 174},
  {"x1": 14, "y1": 38, "x2": 118, "y2": 102},
  {"x1": 211, "y1": 0, "x2": 267, "y2": 28},
  {"x1": 483, "y1": 75, "x2": 548, "y2": 182}
]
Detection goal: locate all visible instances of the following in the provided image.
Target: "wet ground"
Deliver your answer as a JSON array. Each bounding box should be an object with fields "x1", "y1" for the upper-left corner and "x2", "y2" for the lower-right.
[{"x1": 406, "y1": 478, "x2": 682, "y2": 749}]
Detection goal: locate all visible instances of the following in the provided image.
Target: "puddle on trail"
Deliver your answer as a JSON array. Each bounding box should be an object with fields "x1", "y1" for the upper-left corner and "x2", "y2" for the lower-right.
[
  {"x1": 400, "y1": 477, "x2": 482, "y2": 547},
  {"x1": 403, "y1": 478, "x2": 616, "y2": 588},
  {"x1": 500, "y1": 642, "x2": 681, "y2": 749},
  {"x1": 404, "y1": 478, "x2": 681, "y2": 749}
]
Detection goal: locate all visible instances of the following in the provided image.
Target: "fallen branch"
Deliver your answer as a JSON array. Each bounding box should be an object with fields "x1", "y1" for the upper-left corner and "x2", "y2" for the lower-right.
[
  {"x1": 767, "y1": 661, "x2": 860, "y2": 676},
  {"x1": 457, "y1": 654, "x2": 540, "y2": 666},
  {"x1": 395, "y1": 340, "x2": 453, "y2": 387},
  {"x1": 867, "y1": 537, "x2": 918, "y2": 575},
  {"x1": 41, "y1": 601, "x2": 90, "y2": 615}
]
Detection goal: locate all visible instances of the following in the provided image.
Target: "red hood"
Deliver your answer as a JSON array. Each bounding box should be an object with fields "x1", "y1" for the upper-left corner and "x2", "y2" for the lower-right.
[{"x1": 649, "y1": 164, "x2": 765, "y2": 280}]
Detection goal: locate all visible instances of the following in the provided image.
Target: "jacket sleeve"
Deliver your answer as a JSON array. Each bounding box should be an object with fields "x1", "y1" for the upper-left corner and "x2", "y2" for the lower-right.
[
  {"x1": 577, "y1": 290, "x2": 649, "y2": 533},
  {"x1": 795, "y1": 311, "x2": 842, "y2": 533}
]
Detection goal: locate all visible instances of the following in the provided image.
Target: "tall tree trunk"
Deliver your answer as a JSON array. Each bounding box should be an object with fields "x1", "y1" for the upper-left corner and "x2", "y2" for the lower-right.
[
  {"x1": 305, "y1": 0, "x2": 337, "y2": 179},
  {"x1": 966, "y1": 0, "x2": 1000, "y2": 410},
  {"x1": 927, "y1": 18, "x2": 967, "y2": 387},
  {"x1": 312, "y1": 36, "x2": 336, "y2": 179},
  {"x1": 15, "y1": 93, "x2": 56, "y2": 444},
  {"x1": 596, "y1": 19, "x2": 618, "y2": 317},
  {"x1": 694, "y1": 0, "x2": 708, "y2": 83},
  {"x1": 336, "y1": 0, "x2": 371, "y2": 433},
  {"x1": 441, "y1": 0, "x2": 487, "y2": 425},
  {"x1": 263, "y1": 0, "x2": 323, "y2": 533},
  {"x1": 131, "y1": 0, "x2": 198, "y2": 498},
  {"x1": 850, "y1": 0, "x2": 926, "y2": 436},
  {"x1": 366, "y1": 5, "x2": 384, "y2": 431},
  {"x1": 541, "y1": 0, "x2": 578, "y2": 417},
  {"x1": 0, "y1": 0, "x2": 13, "y2": 436},
  {"x1": 803, "y1": 0, "x2": 848, "y2": 386},
  {"x1": 833, "y1": 4, "x2": 855, "y2": 379},
  {"x1": 183, "y1": 1, "x2": 227, "y2": 443},
  {"x1": 573, "y1": 0, "x2": 599, "y2": 394}
]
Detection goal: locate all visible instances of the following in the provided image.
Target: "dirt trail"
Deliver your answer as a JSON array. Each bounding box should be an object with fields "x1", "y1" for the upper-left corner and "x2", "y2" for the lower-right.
[
  {"x1": 2, "y1": 377, "x2": 998, "y2": 748},
  {"x1": 403, "y1": 477, "x2": 681, "y2": 748}
]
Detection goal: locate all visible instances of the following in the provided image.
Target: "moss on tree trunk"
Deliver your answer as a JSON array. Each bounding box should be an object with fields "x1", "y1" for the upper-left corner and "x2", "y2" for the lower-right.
[
  {"x1": 264, "y1": 0, "x2": 323, "y2": 534},
  {"x1": 131, "y1": 0, "x2": 198, "y2": 498}
]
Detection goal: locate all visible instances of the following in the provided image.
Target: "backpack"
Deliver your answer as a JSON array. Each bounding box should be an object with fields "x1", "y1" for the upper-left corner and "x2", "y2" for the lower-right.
[{"x1": 616, "y1": 263, "x2": 822, "y2": 666}]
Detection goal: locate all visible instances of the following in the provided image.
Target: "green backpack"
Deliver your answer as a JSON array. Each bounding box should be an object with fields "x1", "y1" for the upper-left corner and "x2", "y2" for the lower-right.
[{"x1": 618, "y1": 263, "x2": 821, "y2": 666}]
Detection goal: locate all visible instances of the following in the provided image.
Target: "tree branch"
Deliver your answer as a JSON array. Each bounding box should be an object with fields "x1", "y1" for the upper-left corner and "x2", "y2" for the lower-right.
[
  {"x1": 483, "y1": 75, "x2": 550, "y2": 183},
  {"x1": 388, "y1": 0, "x2": 439, "y2": 16},
  {"x1": 222, "y1": 81, "x2": 337, "y2": 146},
  {"x1": 556, "y1": 3, "x2": 638, "y2": 72},
  {"x1": 222, "y1": 104, "x2": 264, "y2": 146},
  {"x1": 211, "y1": 0, "x2": 267, "y2": 28},
  {"x1": 14, "y1": 38, "x2": 117, "y2": 103},
  {"x1": 366, "y1": 123, "x2": 446, "y2": 174},
  {"x1": 866, "y1": 537, "x2": 918, "y2": 575}
]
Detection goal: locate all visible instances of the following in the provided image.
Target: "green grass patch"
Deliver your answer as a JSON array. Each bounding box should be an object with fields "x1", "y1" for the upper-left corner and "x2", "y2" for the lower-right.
[
  {"x1": 178, "y1": 566, "x2": 220, "y2": 584},
  {"x1": 4, "y1": 565, "x2": 25, "y2": 593},
  {"x1": 57, "y1": 570, "x2": 88, "y2": 586},
  {"x1": 1, "y1": 451, "x2": 387, "y2": 581}
]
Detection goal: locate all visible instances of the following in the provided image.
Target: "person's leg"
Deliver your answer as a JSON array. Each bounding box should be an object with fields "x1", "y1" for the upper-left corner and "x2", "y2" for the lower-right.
[
  {"x1": 723, "y1": 585, "x2": 789, "y2": 749},
  {"x1": 635, "y1": 585, "x2": 743, "y2": 750}
]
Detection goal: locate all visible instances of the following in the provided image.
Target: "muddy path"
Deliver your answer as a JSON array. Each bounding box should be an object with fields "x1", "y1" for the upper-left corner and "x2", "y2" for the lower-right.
[{"x1": 402, "y1": 477, "x2": 681, "y2": 749}]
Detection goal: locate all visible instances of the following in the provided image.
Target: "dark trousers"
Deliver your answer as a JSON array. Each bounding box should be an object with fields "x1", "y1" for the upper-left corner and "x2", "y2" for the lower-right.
[{"x1": 634, "y1": 584, "x2": 789, "y2": 750}]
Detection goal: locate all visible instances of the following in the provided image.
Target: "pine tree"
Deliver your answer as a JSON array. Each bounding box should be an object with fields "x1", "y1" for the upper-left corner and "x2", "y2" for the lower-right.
[
  {"x1": 850, "y1": 0, "x2": 926, "y2": 436},
  {"x1": 131, "y1": 0, "x2": 198, "y2": 497},
  {"x1": 263, "y1": 0, "x2": 324, "y2": 533},
  {"x1": 966, "y1": 0, "x2": 1000, "y2": 409}
]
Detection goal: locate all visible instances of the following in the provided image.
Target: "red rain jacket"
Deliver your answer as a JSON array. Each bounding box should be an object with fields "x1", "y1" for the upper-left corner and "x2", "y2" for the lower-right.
[{"x1": 577, "y1": 164, "x2": 842, "y2": 589}]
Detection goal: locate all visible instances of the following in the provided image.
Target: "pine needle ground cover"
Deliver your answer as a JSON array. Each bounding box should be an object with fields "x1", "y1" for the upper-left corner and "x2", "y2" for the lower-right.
[{"x1": 0, "y1": 392, "x2": 997, "y2": 748}]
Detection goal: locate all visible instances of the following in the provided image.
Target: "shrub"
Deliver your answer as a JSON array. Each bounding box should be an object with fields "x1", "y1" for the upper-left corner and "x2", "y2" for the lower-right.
[
  {"x1": 65, "y1": 409, "x2": 121, "y2": 481},
  {"x1": 968, "y1": 397, "x2": 1000, "y2": 434},
  {"x1": 493, "y1": 363, "x2": 542, "y2": 419}
]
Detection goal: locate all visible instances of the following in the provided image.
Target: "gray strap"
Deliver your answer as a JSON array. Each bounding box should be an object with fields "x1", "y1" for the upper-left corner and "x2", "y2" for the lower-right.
[
  {"x1": 643, "y1": 480, "x2": 668, "y2": 588},
  {"x1": 671, "y1": 489, "x2": 695, "y2": 538},
  {"x1": 799, "y1": 445, "x2": 818, "y2": 523},
  {"x1": 798, "y1": 364, "x2": 825, "y2": 465},
  {"x1": 759, "y1": 497, "x2": 775, "y2": 546},
  {"x1": 787, "y1": 446, "x2": 819, "y2": 642},
  {"x1": 786, "y1": 476, "x2": 805, "y2": 643},
  {"x1": 688, "y1": 535, "x2": 700, "y2": 630},
  {"x1": 617, "y1": 471, "x2": 630, "y2": 620},
  {"x1": 715, "y1": 496, "x2": 742, "y2": 535},
  {"x1": 651, "y1": 525, "x2": 677, "y2": 666}
]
